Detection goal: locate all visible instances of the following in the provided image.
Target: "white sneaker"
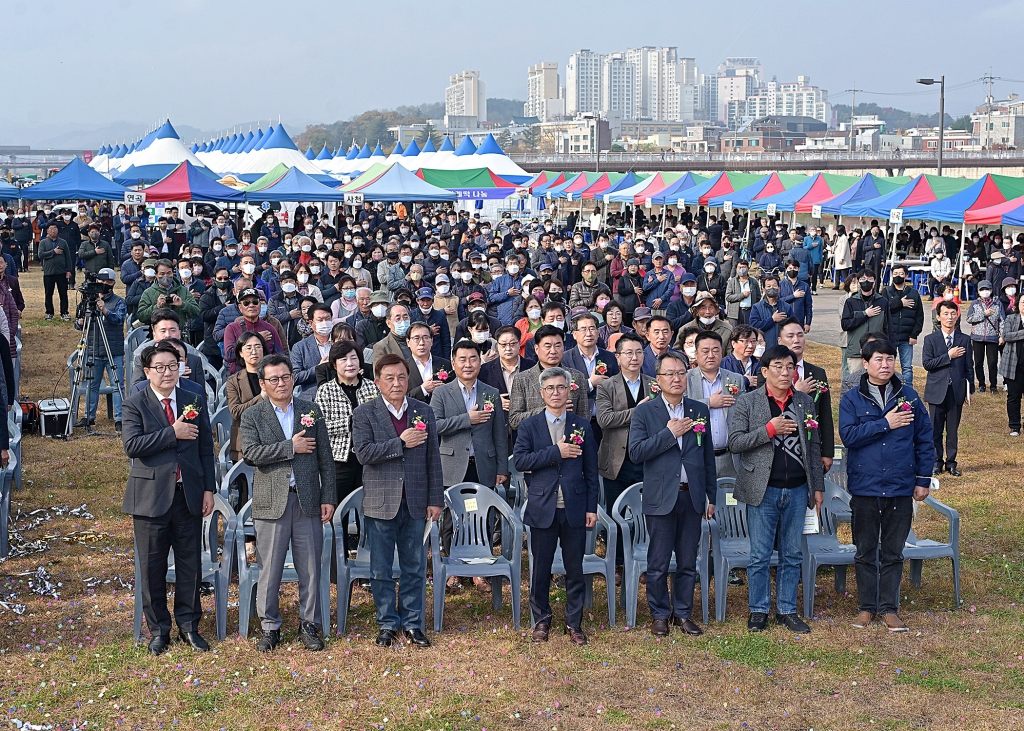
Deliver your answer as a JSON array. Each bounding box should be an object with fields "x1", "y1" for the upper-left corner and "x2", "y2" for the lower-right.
[{"x1": 1011, "y1": 431, "x2": 1020, "y2": 438}]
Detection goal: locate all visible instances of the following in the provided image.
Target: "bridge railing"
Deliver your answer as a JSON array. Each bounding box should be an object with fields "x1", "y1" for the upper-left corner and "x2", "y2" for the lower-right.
[{"x1": 508, "y1": 150, "x2": 1024, "y2": 165}]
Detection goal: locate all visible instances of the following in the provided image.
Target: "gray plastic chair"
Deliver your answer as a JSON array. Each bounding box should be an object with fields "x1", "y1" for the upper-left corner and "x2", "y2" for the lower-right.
[
  {"x1": 332, "y1": 487, "x2": 428, "y2": 635},
  {"x1": 903, "y1": 493, "x2": 961, "y2": 607},
  {"x1": 123, "y1": 327, "x2": 150, "y2": 388},
  {"x1": 0, "y1": 452, "x2": 17, "y2": 559},
  {"x1": 611, "y1": 482, "x2": 712, "y2": 628},
  {"x1": 431, "y1": 482, "x2": 523, "y2": 631},
  {"x1": 219, "y1": 459, "x2": 253, "y2": 506},
  {"x1": 801, "y1": 480, "x2": 858, "y2": 618},
  {"x1": 234, "y1": 499, "x2": 334, "y2": 638},
  {"x1": 709, "y1": 478, "x2": 779, "y2": 623},
  {"x1": 524, "y1": 501, "x2": 618, "y2": 626},
  {"x1": 132, "y1": 493, "x2": 235, "y2": 641},
  {"x1": 8, "y1": 419, "x2": 21, "y2": 490},
  {"x1": 208, "y1": 407, "x2": 233, "y2": 482}
]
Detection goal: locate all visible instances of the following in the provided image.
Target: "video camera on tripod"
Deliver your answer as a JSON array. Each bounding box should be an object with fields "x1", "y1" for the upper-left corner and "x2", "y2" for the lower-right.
[{"x1": 78, "y1": 271, "x2": 109, "y2": 306}]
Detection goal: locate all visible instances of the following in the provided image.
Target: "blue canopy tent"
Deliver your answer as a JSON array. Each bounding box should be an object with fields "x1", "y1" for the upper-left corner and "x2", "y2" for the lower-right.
[
  {"x1": 21, "y1": 158, "x2": 130, "y2": 200},
  {"x1": 246, "y1": 167, "x2": 347, "y2": 202},
  {"x1": 304, "y1": 146, "x2": 316, "y2": 160},
  {"x1": 598, "y1": 172, "x2": 644, "y2": 202},
  {"x1": 315, "y1": 144, "x2": 332, "y2": 161},
  {"x1": 648, "y1": 172, "x2": 706, "y2": 206},
  {"x1": 0, "y1": 181, "x2": 19, "y2": 199},
  {"x1": 819, "y1": 174, "x2": 914, "y2": 216},
  {"x1": 343, "y1": 163, "x2": 456, "y2": 202}
]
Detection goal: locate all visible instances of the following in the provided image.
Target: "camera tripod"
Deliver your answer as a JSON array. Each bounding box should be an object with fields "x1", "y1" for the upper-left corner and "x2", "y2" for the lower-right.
[{"x1": 68, "y1": 294, "x2": 124, "y2": 439}]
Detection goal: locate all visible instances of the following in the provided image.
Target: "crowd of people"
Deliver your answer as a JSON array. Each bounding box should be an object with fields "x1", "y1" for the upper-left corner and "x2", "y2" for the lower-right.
[{"x1": 0, "y1": 195, "x2": 991, "y2": 653}]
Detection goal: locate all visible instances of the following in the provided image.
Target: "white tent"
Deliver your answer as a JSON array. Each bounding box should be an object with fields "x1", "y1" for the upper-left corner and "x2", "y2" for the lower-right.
[{"x1": 227, "y1": 125, "x2": 335, "y2": 181}]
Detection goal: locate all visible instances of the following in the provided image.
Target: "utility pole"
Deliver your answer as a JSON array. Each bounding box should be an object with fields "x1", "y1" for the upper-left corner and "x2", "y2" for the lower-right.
[
  {"x1": 982, "y1": 68, "x2": 996, "y2": 149},
  {"x1": 844, "y1": 86, "x2": 861, "y2": 152},
  {"x1": 916, "y1": 76, "x2": 945, "y2": 175}
]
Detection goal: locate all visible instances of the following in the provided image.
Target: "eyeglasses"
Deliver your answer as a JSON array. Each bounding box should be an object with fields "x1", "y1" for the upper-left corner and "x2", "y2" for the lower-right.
[
  {"x1": 241, "y1": 300, "x2": 260, "y2": 307},
  {"x1": 497, "y1": 340, "x2": 519, "y2": 349},
  {"x1": 540, "y1": 385, "x2": 569, "y2": 394},
  {"x1": 260, "y1": 374, "x2": 293, "y2": 385},
  {"x1": 617, "y1": 349, "x2": 644, "y2": 358},
  {"x1": 575, "y1": 326, "x2": 597, "y2": 333},
  {"x1": 767, "y1": 363, "x2": 796, "y2": 373},
  {"x1": 241, "y1": 343, "x2": 263, "y2": 352},
  {"x1": 144, "y1": 363, "x2": 179, "y2": 374},
  {"x1": 656, "y1": 371, "x2": 687, "y2": 379},
  {"x1": 409, "y1": 335, "x2": 431, "y2": 343}
]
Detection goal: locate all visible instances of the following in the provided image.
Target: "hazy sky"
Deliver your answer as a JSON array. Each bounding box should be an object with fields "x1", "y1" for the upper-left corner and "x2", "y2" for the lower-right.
[{"x1": 5, "y1": 0, "x2": 1024, "y2": 146}]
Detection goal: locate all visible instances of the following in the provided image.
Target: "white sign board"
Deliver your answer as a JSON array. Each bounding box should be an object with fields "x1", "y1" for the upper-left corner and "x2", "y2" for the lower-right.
[
  {"x1": 811, "y1": 205, "x2": 822, "y2": 219},
  {"x1": 889, "y1": 208, "x2": 903, "y2": 224},
  {"x1": 124, "y1": 191, "x2": 146, "y2": 205},
  {"x1": 565, "y1": 193, "x2": 574, "y2": 201},
  {"x1": 722, "y1": 200, "x2": 733, "y2": 214},
  {"x1": 603, "y1": 194, "x2": 611, "y2": 204},
  {"x1": 344, "y1": 193, "x2": 364, "y2": 206},
  {"x1": 644, "y1": 198, "x2": 653, "y2": 208},
  {"x1": 766, "y1": 203, "x2": 777, "y2": 217}
]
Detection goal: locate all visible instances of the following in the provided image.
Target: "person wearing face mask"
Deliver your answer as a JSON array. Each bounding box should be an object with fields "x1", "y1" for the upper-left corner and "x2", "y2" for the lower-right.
[
  {"x1": 175, "y1": 260, "x2": 207, "y2": 347},
  {"x1": 268, "y1": 271, "x2": 309, "y2": 348},
  {"x1": 137, "y1": 259, "x2": 200, "y2": 325},
  {"x1": 665, "y1": 272, "x2": 701, "y2": 332},
  {"x1": 683, "y1": 290, "x2": 733, "y2": 348},
  {"x1": 750, "y1": 274, "x2": 794, "y2": 350},
  {"x1": 452, "y1": 265, "x2": 487, "y2": 313},
  {"x1": 725, "y1": 261, "x2": 760, "y2": 327},
  {"x1": 928, "y1": 246, "x2": 953, "y2": 295},
  {"x1": 998, "y1": 276, "x2": 1018, "y2": 317},
  {"x1": 79, "y1": 222, "x2": 117, "y2": 275},
  {"x1": 72, "y1": 268, "x2": 127, "y2": 431},
  {"x1": 986, "y1": 249, "x2": 1020, "y2": 289},
  {"x1": 840, "y1": 271, "x2": 891, "y2": 376},
  {"x1": 349, "y1": 290, "x2": 388, "y2": 350},
  {"x1": 757, "y1": 241, "x2": 782, "y2": 273},
  {"x1": 421, "y1": 242, "x2": 446, "y2": 285},
  {"x1": 329, "y1": 276, "x2": 360, "y2": 321},
  {"x1": 259, "y1": 214, "x2": 282, "y2": 249},
  {"x1": 40, "y1": 222, "x2": 77, "y2": 321},
  {"x1": 966, "y1": 279, "x2": 1005, "y2": 394},
  {"x1": 149, "y1": 216, "x2": 179, "y2": 262},
  {"x1": 290, "y1": 304, "x2": 337, "y2": 398},
  {"x1": 453, "y1": 291, "x2": 501, "y2": 345},
  {"x1": 386, "y1": 245, "x2": 417, "y2": 293},
  {"x1": 779, "y1": 259, "x2": 813, "y2": 334},
  {"x1": 883, "y1": 263, "x2": 924, "y2": 387},
  {"x1": 488, "y1": 256, "x2": 526, "y2": 326},
  {"x1": 237, "y1": 254, "x2": 271, "y2": 300},
  {"x1": 615, "y1": 258, "x2": 644, "y2": 318},
  {"x1": 409, "y1": 288, "x2": 451, "y2": 361},
  {"x1": 215, "y1": 238, "x2": 243, "y2": 276},
  {"x1": 126, "y1": 258, "x2": 159, "y2": 323},
  {"x1": 430, "y1": 274, "x2": 460, "y2": 336},
  {"x1": 54, "y1": 208, "x2": 83, "y2": 280}
]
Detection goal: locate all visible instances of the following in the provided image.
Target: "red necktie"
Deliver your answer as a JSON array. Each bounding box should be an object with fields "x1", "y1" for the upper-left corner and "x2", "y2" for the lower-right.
[{"x1": 162, "y1": 398, "x2": 181, "y2": 482}]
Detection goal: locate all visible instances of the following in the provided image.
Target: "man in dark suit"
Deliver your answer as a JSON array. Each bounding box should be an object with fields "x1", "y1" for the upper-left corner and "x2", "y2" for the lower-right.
[
  {"x1": 239, "y1": 354, "x2": 336, "y2": 653},
  {"x1": 563, "y1": 309, "x2": 619, "y2": 443},
  {"x1": 480, "y1": 326, "x2": 536, "y2": 453},
  {"x1": 514, "y1": 367, "x2": 599, "y2": 646},
  {"x1": 352, "y1": 353, "x2": 444, "y2": 648},
  {"x1": 778, "y1": 319, "x2": 835, "y2": 475},
  {"x1": 923, "y1": 300, "x2": 974, "y2": 476},
  {"x1": 121, "y1": 342, "x2": 216, "y2": 655},
  {"x1": 628, "y1": 350, "x2": 716, "y2": 638},
  {"x1": 508, "y1": 325, "x2": 588, "y2": 432}
]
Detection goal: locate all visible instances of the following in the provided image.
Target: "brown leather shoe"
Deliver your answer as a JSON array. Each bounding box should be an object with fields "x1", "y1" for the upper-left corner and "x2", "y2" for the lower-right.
[
  {"x1": 882, "y1": 613, "x2": 909, "y2": 632},
  {"x1": 852, "y1": 611, "x2": 874, "y2": 629},
  {"x1": 565, "y1": 625, "x2": 589, "y2": 646},
  {"x1": 651, "y1": 618, "x2": 669, "y2": 636},
  {"x1": 532, "y1": 623, "x2": 550, "y2": 643},
  {"x1": 672, "y1": 617, "x2": 703, "y2": 636}
]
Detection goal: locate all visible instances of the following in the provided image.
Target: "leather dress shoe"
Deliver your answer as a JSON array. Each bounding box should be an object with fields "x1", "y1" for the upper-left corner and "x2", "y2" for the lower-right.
[
  {"x1": 532, "y1": 623, "x2": 550, "y2": 642},
  {"x1": 651, "y1": 619, "x2": 670, "y2": 637},
  {"x1": 946, "y1": 466, "x2": 962, "y2": 477},
  {"x1": 257, "y1": 629, "x2": 280, "y2": 653},
  {"x1": 298, "y1": 621, "x2": 324, "y2": 651},
  {"x1": 933, "y1": 463, "x2": 944, "y2": 476},
  {"x1": 776, "y1": 613, "x2": 811, "y2": 634},
  {"x1": 178, "y1": 630, "x2": 210, "y2": 651},
  {"x1": 403, "y1": 628, "x2": 431, "y2": 647},
  {"x1": 148, "y1": 634, "x2": 171, "y2": 655},
  {"x1": 73, "y1": 417, "x2": 95, "y2": 429},
  {"x1": 672, "y1": 617, "x2": 703, "y2": 636},
  {"x1": 565, "y1": 625, "x2": 589, "y2": 646},
  {"x1": 747, "y1": 612, "x2": 768, "y2": 632},
  {"x1": 375, "y1": 629, "x2": 398, "y2": 647}
]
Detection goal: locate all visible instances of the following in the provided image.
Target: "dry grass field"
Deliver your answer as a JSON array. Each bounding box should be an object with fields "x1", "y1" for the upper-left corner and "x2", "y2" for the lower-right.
[{"x1": 1, "y1": 270, "x2": 1022, "y2": 731}]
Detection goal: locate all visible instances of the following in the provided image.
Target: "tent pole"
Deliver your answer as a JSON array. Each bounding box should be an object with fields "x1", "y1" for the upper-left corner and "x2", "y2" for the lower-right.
[
  {"x1": 744, "y1": 209, "x2": 752, "y2": 253},
  {"x1": 957, "y1": 224, "x2": 968, "y2": 300}
]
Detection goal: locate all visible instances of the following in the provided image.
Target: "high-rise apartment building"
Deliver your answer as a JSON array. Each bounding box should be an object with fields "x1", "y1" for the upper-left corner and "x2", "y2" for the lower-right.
[
  {"x1": 445, "y1": 70, "x2": 487, "y2": 124},
  {"x1": 566, "y1": 50, "x2": 603, "y2": 115},
  {"x1": 526, "y1": 62, "x2": 562, "y2": 121},
  {"x1": 724, "y1": 75, "x2": 831, "y2": 129}
]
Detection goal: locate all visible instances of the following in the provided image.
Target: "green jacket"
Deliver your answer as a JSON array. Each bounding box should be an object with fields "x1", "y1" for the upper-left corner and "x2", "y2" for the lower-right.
[
  {"x1": 38, "y1": 235, "x2": 74, "y2": 276},
  {"x1": 136, "y1": 281, "x2": 200, "y2": 324},
  {"x1": 79, "y1": 237, "x2": 117, "y2": 273}
]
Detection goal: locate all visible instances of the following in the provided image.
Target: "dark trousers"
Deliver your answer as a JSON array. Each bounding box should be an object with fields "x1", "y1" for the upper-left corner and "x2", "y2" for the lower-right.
[
  {"x1": 929, "y1": 386, "x2": 962, "y2": 468},
  {"x1": 589, "y1": 416, "x2": 603, "y2": 445},
  {"x1": 1007, "y1": 375, "x2": 1024, "y2": 431},
  {"x1": 645, "y1": 489, "x2": 702, "y2": 621},
  {"x1": 529, "y1": 508, "x2": 586, "y2": 628},
  {"x1": 973, "y1": 340, "x2": 999, "y2": 389},
  {"x1": 602, "y1": 456, "x2": 644, "y2": 566},
  {"x1": 850, "y1": 495, "x2": 914, "y2": 616},
  {"x1": 335, "y1": 458, "x2": 363, "y2": 552},
  {"x1": 43, "y1": 273, "x2": 69, "y2": 316},
  {"x1": 133, "y1": 488, "x2": 203, "y2": 636},
  {"x1": 809, "y1": 262, "x2": 822, "y2": 290}
]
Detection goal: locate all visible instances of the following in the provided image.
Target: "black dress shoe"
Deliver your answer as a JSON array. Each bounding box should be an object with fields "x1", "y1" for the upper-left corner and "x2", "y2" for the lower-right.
[
  {"x1": 114, "y1": 420, "x2": 122, "y2": 432},
  {"x1": 776, "y1": 613, "x2": 811, "y2": 634},
  {"x1": 375, "y1": 629, "x2": 397, "y2": 647},
  {"x1": 148, "y1": 634, "x2": 171, "y2": 655},
  {"x1": 933, "y1": 464, "x2": 944, "y2": 476},
  {"x1": 565, "y1": 625, "x2": 589, "y2": 646},
  {"x1": 257, "y1": 629, "x2": 280, "y2": 652},
  {"x1": 672, "y1": 617, "x2": 703, "y2": 636},
  {"x1": 178, "y1": 630, "x2": 210, "y2": 651},
  {"x1": 651, "y1": 618, "x2": 670, "y2": 637},
  {"x1": 728, "y1": 569, "x2": 745, "y2": 586},
  {"x1": 73, "y1": 417, "x2": 95, "y2": 429},
  {"x1": 946, "y1": 466, "x2": 962, "y2": 477},
  {"x1": 747, "y1": 612, "x2": 768, "y2": 632},
  {"x1": 298, "y1": 621, "x2": 324, "y2": 651},
  {"x1": 532, "y1": 623, "x2": 550, "y2": 643},
  {"x1": 403, "y1": 628, "x2": 431, "y2": 647}
]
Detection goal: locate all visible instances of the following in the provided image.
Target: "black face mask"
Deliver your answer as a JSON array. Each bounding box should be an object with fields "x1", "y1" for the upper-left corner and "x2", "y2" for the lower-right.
[
  {"x1": 892, "y1": 275, "x2": 906, "y2": 285},
  {"x1": 787, "y1": 270, "x2": 798, "y2": 279},
  {"x1": 548, "y1": 291, "x2": 563, "y2": 303},
  {"x1": 215, "y1": 280, "x2": 231, "y2": 290},
  {"x1": 860, "y1": 281, "x2": 874, "y2": 293}
]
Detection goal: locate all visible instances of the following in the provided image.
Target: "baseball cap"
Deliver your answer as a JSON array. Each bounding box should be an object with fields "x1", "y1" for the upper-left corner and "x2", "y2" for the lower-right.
[
  {"x1": 435, "y1": 273, "x2": 449, "y2": 284},
  {"x1": 569, "y1": 306, "x2": 590, "y2": 321},
  {"x1": 466, "y1": 291, "x2": 486, "y2": 304},
  {"x1": 632, "y1": 307, "x2": 653, "y2": 322},
  {"x1": 369, "y1": 290, "x2": 390, "y2": 305},
  {"x1": 679, "y1": 273, "x2": 697, "y2": 284},
  {"x1": 651, "y1": 250, "x2": 664, "y2": 260},
  {"x1": 96, "y1": 267, "x2": 116, "y2": 281},
  {"x1": 416, "y1": 287, "x2": 434, "y2": 300},
  {"x1": 239, "y1": 288, "x2": 260, "y2": 301}
]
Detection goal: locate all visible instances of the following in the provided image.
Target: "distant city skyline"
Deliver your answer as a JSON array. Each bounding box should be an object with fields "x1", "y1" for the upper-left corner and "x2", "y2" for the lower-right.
[{"x1": 3, "y1": 0, "x2": 1021, "y2": 147}]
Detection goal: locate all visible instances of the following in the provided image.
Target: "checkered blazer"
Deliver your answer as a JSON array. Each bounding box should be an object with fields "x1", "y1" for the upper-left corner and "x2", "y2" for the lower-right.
[{"x1": 314, "y1": 377, "x2": 380, "y2": 462}]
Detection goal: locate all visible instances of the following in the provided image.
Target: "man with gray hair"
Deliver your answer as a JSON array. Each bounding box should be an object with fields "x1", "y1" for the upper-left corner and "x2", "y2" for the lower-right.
[{"x1": 514, "y1": 366, "x2": 599, "y2": 645}]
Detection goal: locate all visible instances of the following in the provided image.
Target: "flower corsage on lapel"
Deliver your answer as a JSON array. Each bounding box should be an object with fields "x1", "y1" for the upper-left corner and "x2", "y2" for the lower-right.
[
  {"x1": 895, "y1": 396, "x2": 914, "y2": 412},
  {"x1": 691, "y1": 416, "x2": 708, "y2": 446},
  {"x1": 726, "y1": 382, "x2": 740, "y2": 396},
  {"x1": 648, "y1": 382, "x2": 661, "y2": 400},
  {"x1": 595, "y1": 360, "x2": 608, "y2": 376},
  {"x1": 568, "y1": 426, "x2": 586, "y2": 446},
  {"x1": 412, "y1": 414, "x2": 428, "y2": 431},
  {"x1": 813, "y1": 381, "x2": 829, "y2": 403},
  {"x1": 482, "y1": 394, "x2": 495, "y2": 413},
  {"x1": 300, "y1": 410, "x2": 317, "y2": 429},
  {"x1": 181, "y1": 400, "x2": 201, "y2": 421},
  {"x1": 804, "y1": 413, "x2": 819, "y2": 432},
  {"x1": 569, "y1": 377, "x2": 580, "y2": 393},
  {"x1": 434, "y1": 366, "x2": 452, "y2": 383}
]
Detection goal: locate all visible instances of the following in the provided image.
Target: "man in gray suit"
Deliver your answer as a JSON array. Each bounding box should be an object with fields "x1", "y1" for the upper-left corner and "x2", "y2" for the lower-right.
[
  {"x1": 122, "y1": 342, "x2": 216, "y2": 655},
  {"x1": 432, "y1": 340, "x2": 509, "y2": 571},
  {"x1": 352, "y1": 353, "x2": 444, "y2": 648},
  {"x1": 240, "y1": 354, "x2": 336, "y2": 653},
  {"x1": 685, "y1": 331, "x2": 745, "y2": 479},
  {"x1": 628, "y1": 350, "x2": 717, "y2": 637},
  {"x1": 728, "y1": 344, "x2": 824, "y2": 634},
  {"x1": 509, "y1": 325, "x2": 589, "y2": 432}
]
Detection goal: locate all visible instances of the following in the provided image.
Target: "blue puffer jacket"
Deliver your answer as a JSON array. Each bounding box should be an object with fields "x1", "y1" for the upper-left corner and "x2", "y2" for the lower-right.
[
  {"x1": 838, "y1": 373, "x2": 935, "y2": 497},
  {"x1": 488, "y1": 273, "x2": 525, "y2": 325}
]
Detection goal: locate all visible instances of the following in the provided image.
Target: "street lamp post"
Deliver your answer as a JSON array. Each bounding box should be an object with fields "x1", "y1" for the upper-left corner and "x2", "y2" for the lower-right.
[{"x1": 916, "y1": 76, "x2": 945, "y2": 175}]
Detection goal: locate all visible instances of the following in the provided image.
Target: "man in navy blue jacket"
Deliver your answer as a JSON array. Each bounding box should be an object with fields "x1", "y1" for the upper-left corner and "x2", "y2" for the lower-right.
[
  {"x1": 749, "y1": 274, "x2": 794, "y2": 348},
  {"x1": 839, "y1": 339, "x2": 935, "y2": 632},
  {"x1": 780, "y1": 260, "x2": 813, "y2": 333},
  {"x1": 513, "y1": 366, "x2": 599, "y2": 646}
]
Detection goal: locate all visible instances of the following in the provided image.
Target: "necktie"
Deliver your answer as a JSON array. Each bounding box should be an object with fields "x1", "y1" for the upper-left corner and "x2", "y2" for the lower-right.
[
  {"x1": 946, "y1": 334, "x2": 953, "y2": 350},
  {"x1": 162, "y1": 398, "x2": 181, "y2": 482}
]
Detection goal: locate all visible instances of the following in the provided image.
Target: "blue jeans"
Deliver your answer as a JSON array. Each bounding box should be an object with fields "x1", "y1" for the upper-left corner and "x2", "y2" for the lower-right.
[
  {"x1": 86, "y1": 355, "x2": 124, "y2": 421},
  {"x1": 364, "y1": 498, "x2": 426, "y2": 631},
  {"x1": 746, "y1": 485, "x2": 806, "y2": 615},
  {"x1": 896, "y1": 340, "x2": 915, "y2": 387}
]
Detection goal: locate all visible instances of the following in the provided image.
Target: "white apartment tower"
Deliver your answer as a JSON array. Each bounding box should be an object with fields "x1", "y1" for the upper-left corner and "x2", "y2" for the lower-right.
[
  {"x1": 445, "y1": 70, "x2": 487, "y2": 123},
  {"x1": 526, "y1": 62, "x2": 561, "y2": 120},
  {"x1": 566, "y1": 50, "x2": 603, "y2": 115}
]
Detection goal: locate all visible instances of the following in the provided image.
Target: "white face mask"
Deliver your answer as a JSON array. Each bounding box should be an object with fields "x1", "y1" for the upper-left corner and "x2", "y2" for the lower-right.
[
  {"x1": 297, "y1": 273, "x2": 309, "y2": 284},
  {"x1": 555, "y1": 245, "x2": 564, "y2": 253},
  {"x1": 979, "y1": 290, "x2": 992, "y2": 299},
  {"x1": 371, "y1": 304, "x2": 388, "y2": 318},
  {"x1": 754, "y1": 344, "x2": 765, "y2": 357},
  {"x1": 315, "y1": 321, "x2": 333, "y2": 336},
  {"x1": 507, "y1": 265, "x2": 520, "y2": 275},
  {"x1": 241, "y1": 263, "x2": 255, "y2": 275},
  {"x1": 178, "y1": 268, "x2": 192, "y2": 280},
  {"x1": 471, "y1": 330, "x2": 489, "y2": 343},
  {"x1": 301, "y1": 245, "x2": 312, "y2": 253},
  {"x1": 682, "y1": 287, "x2": 697, "y2": 297},
  {"x1": 130, "y1": 232, "x2": 142, "y2": 240},
  {"x1": 353, "y1": 260, "x2": 363, "y2": 269},
  {"x1": 144, "y1": 268, "x2": 156, "y2": 278},
  {"x1": 400, "y1": 255, "x2": 412, "y2": 264},
  {"x1": 1007, "y1": 288, "x2": 1017, "y2": 297},
  {"x1": 699, "y1": 316, "x2": 717, "y2": 326},
  {"x1": 226, "y1": 248, "x2": 237, "y2": 257},
  {"x1": 282, "y1": 282, "x2": 297, "y2": 293},
  {"x1": 527, "y1": 308, "x2": 542, "y2": 320},
  {"x1": 309, "y1": 265, "x2": 321, "y2": 275},
  {"x1": 684, "y1": 346, "x2": 697, "y2": 359},
  {"x1": 429, "y1": 249, "x2": 440, "y2": 258},
  {"x1": 668, "y1": 258, "x2": 677, "y2": 267},
  {"x1": 461, "y1": 272, "x2": 473, "y2": 282},
  {"x1": 437, "y1": 284, "x2": 450, "y2": 295},
  {"x1": 551, "y1": 320, "x2": 565, "y2": 330}
]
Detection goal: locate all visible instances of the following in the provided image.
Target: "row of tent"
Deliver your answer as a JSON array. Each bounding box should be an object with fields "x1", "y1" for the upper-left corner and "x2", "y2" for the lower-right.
[
  {"x1": 12, "y1": 156, "x2": 1024, "y2": 227},
  {"x1": 87, "y1": 120, "x2": 530, "y2": 184}
]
